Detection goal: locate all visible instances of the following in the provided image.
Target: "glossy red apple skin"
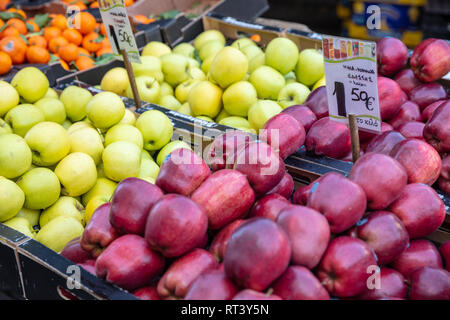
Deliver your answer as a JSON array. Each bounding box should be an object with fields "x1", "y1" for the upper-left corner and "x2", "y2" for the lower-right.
[
  {"x1": 378, "y1": 76, "x2": 404, "y2": 121},
  {"x1": 249, "y1": 193, "x2": 291, "y2": 221},
  {"x1": 292, "y1": 183, "x2": 313, "y2": 205},
  {"x1": 388, "y1": 183, "x2": 445, "y2": 239},
  {"x1": 410, "y1": 38, "x2": 450, "y2": 82},
  {"x1": 359, "y1": 122, "x2": 393, "y2": 144},
  {"x1": 397, "y1": 121, "x2": 425, "y2": 140},
  {"x1": 209, "y1": 219, "x2": 245, "y2": 262},
  {"x1": 440, "y1": 240, "x2": 450, "y2": 271},
  {"x1": 392, "y1": 239, "x2": 443, "y2": 279},
  {"x1": 184, "y1": 269, "x2": 239, "y2": 300},
  {"x1": 304, "y1": 86, "x2": 329, "y2": 119},
  {"x1": 95, "y1": 234, "x2": 165, "y2": 291},
  {"x1": 81, "y1": 202, "x2": 120, "y2": 258},
  {"x1": 78, "y1": 259, "x2": 96, "y2": 275},
  {"x1": 410, "y1": 267, "x2": 450, "y2": 300},
  {"x1": 339, "y1": 150, "x2": 364, "y2": 162},
  {"x1": 272, "y1": 266, "x2": 330, "y2": 300},
  {"x1": 109, "y1": 178, "x2": 164, "y2": 235},
  {"x1": 276, "y1": 205, "x2": 330, "y2": 268},
  {"x1": 377, "y1": 37, "x2": 408, "y2": 77},
  {"x1": 260, "y1": 113, "x2": 306, "y2": 160},
  {"x1": 133, "y1": 285, "x2": 160, "y2": 300},
  {"x1": 307, "y1": 172, "x2": 367, "y2": 233},
  {"x1": 144, "y1": 194, "x2": 208, "y2": 258},
  {"x1": 191, "y1": 169, "x2": 255, "y2": 230},
  {"x1": 438, "y1": 177, "x2": 450, "y2": 194},
  {"x1": 60, "y1": 236, "x2": 93, "y2": 264},
  {"x1": 157, "y1": 248, "x2": 218, "y2": 300},
  {"x1": 317, "y1": 236, "x2": 378, "y2": 298},
  {"x1": 390, "y1": 138, "x2": 442, "y2": 185},
  {"x1": 224, "y1": 218, "x2": 291, "y2": 292},
  {"x1": 357, "y1": 268, "x2": 407, "y2": 300},
  {"x1": 232, "y1": 289, "x2": 282, "y2": 300},
  {"x1": 388, "y1": 101, "x2": 422, "y2": 129},
  {"x1": 421, "y1": 100, "x2": 446, "y2": 122},
  {"x1": 353, "y1": 211, "x2": 409, "y2": 265},
  {"x1": 265, "y1": 171, "x2": 294, "y2": 199},
  {"x1": 233, "y1": 141, "x2": 285, "y2": 196},
  {"x1": 409, "y1": 82, "x2": 447, "y2": 110},
  {"x1": 155, "y1": 148, "x2": 210, "y2": 196},
  {"x1": 441, "y1": 155, "x2": 450, "y2": 180},
  {"x1": 305, "y1": 117, "x2": 351, "y2": 159},
  {"x1": 394, "y1": 69, "x2": 423, "y2": 95},
  {"x1": 281, "y1": 104, "x2": 317, "y2": 132},
  {"x1": 349, "y1": 153, "x2": 407, "y2": 210},
  {"x1": 423, "y1": 101, "x2": 450, "y2": 154},
  {"x1": 366, "y1": 130, "x2": 406, "y2": 155}
]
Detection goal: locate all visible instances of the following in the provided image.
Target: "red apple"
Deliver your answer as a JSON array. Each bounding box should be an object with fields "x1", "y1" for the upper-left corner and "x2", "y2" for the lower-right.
[
  {"x1": 209, "y1": 219, "x2": 245, "y2": 262},
  {"x1": 281, "y1": 104, "x2": 317, "y2": 132},
  {"x1": 276, "y1": 205, "x2": 330, "y2": 268},
  {"x1": 440, "y1": 240, "x2": 450, "y2": 271},
  {"x1": 60, "y1": 236, "x2": 93, "y2": 264},
  {"x1": 80, "y1": 202, "x2": 120, "y2": 258},
  {"x1": 423, "y1": 100, "x2": 450, "y2": 153},
  {"x1": 410, "y1": 267, "x2": 450, "y2": 300},
  {"x1": 421, "y1": 100, "x2": 446, "y2": 122},
  {"x1": 232, "y1": 289, "x2": 282, "y2": 300},
  {"x1": 304, "y1": 86, "x2": 329, "y2": 119},
  {"x1": 272, "y1": 265, "x2": 330, "y2": 300},
  {"x1": 365, "y1": 130, "x2": 406, "y2": 155},
  {"x1": 317, "y1": 236, "x2": 378, "y2": 298},
  {"x1": 392, "y1": 239, "x2": 443, "y2": 278},
  {"x1": 441, "y1": 155, "x2": 450, "y2": 180},
  {"x1": 394, "y1": 68, "x2": 423, "y2": 95},
  {"x1": 377, "y1": 37, "x2": 408, "y2": 77},
  {"x1": 397, "y1": 121, "x2": 425, "y2": 140},
  {"x1": 184, "y1": 269, "x2": 239, "y2": 300},
  {"x1": 409, "y1": 82, "x2": 447, "y2": 110},
  {"x1": 265, "y1": 171, "x2": 294, "y2": 199},
  {"x1": 388, "y1": 101, "x2": 422, "y2": 129},
  {"x1": 339, "y1": 149, "x2": 364, "y2": 162},
  {"x1": 378, "y1": 76, "x2": 404, "y2": 121},
  {"x1": 145, "y1": 194, "x2": 208, "y2": 258},
  {"x1": 410, "y1": 38, "x2": 450, "y2": 82},
  {"x1": 224, "y1": 218, "x2": 291, "y2": 292},
  {"x1": 292, "y1": 183, "x2": 313, "y2": 206},
  {"x1": 305, "y1": 117, "x2": 351, "y2": 159},
  {"x1": 133, "y1": 285, "x2": 160, "y2": 300},
  {"x1": 233, "y1": 141, "x2": 285, "y2": 196},
  {"x1": 78, "y1": 259, "x2": 96, "y2": 275},
  {"x1": 249, "y1": 193, "x2": 291, "y2": 221},
  {"x1": 359, "y1": 122, "x2": 393, "y2": 144},
  {"x1": 157, "y1": 248, "x2": 218, "y2": 300},
  {"x1": 95, "y1": 234, "x2": 165, "y2": 291},
  {"x1": 191, "y1": 169, "x2": 255, "y2": 230},
  {"x1": 110, "y1": 178, "x2": 164, "y2": 235},
  {"x1": 438, "y1": 177, "x2": 450, "y2": 194},
  {"x1": 357, "y1": 268, "x2": 407, "y2": 300}
]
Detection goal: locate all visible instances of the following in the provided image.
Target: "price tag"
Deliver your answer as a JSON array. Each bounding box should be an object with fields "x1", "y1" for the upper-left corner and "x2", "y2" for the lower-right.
[
  {"x1": 98, "y1": 0, "x2": 141, "y2": 63},
  {"x1": 323, "y1": 36, "x2": 381, "y2": 133}
]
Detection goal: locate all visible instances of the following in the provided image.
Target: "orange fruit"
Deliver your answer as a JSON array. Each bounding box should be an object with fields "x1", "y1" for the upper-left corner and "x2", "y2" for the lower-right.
[
  {"x1": 134, "y1": 15, "x2": 151, "y2": 24},
  {"x1": 26, "y1": 45, "x2": 50, "y2": 64},
  {"x1": 26, "y1": 19, "x2": 40, "y2": 32},
  {"x1": 0, "y1": 0, "x2": 10, "y2": 12},
  {"x1": 78, "y1": 47, "x2": 90, "y2": 57},
  {"x1": 43, "y1": 26, "x2": 62, "y2": 42},
  {"x1": 0, "y1": 36, "x2": 27, "y2": 64},
  {"x1": 99, "y1": 37, "x2": 111, "y2": 48},
  {"x1": 73, "y1": 1, "x2": 87, "y2": 10},
  {"x1": 0, "y1": 19, "x2": 4, "y2": 29},
  {"x1": 96, "y1": 46, "x2": 113, "y2": 57},
  {"x1": 50, "y1": 14, "x2": 68, "y2": 31},
  {"x1": 48, "y1": 36, "x2": 69, "y2": 53},
  {"x1": 124, "y1": 0, "x2": 134, "y2": 7},
  {"x1": 62, "y1": 28, "x2": 82, "y2": 46},
  {"x1": 72, "y1": 12, "x2": 96, "y2": 35},
  {"x1": 7, "y1": 8, "x2": 26, "y2": 19},
  {"x1": 28, "y1": 35, "x2": 47, "y2": 48},
  {"x1": 0, "y1": 26, "x2": 20, "y2": 38},
  {"x1": 0, "y1": 51, "x2": 12, "y2": 75},
  {"x1": 89, "y1": 1, "x2": 99, "y2": 8},
  {"x1": 6, "y1": 18, "x2": 27, "y2": 35},
  {"x1": 58, "y1": 43, "x2": 79, "y2": 62},
  {"x1": 82, "y1": 32, "x2": 102, "y2": 53},
  {"x1": 75, "y1": 55, "x2": 94, "y2": 70},
  {"x1": 59, "y1": 58, "x2": 70, "y2": 71},
  {"x1": 99, "y1": 23, "x2": 107, "y2": 36}
]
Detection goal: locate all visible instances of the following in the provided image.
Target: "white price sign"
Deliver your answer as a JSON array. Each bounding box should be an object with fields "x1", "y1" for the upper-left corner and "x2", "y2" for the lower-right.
[
  {"x1": 98, "y1": 0, "x2": 141, "y2": 63},
  {"x1": 323, "y1": 36, "x2": 381, "y2": 133}
]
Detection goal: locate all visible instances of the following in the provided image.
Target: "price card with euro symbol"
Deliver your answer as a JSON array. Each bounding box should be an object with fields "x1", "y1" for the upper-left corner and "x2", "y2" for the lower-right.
[
  {"x1": 98, "y1": 0, "x2": 141, "y2": 63},
  {"x1": 322, "y1": 35, "x2": 381, "y2": 133}
]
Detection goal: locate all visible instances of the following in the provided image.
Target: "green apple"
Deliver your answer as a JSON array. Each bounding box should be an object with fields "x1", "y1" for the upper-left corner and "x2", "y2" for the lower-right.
[
  {"x1": 194, "y1": 30, "x2": 226, "y2": 51},
  {"x1": 4, "y1": 104, "x2": 45, "y2": 137},
  {"x1": 0, "y1": 81, "x2": 20, "y2": 117},
  {"x1": 284, "y1": 71, "x2": 297, "y2": 84},
  {"x1": 156, "y1": 140, "x2": 191, "y2": 166},
  {"x1": 215, "y1": 108, "x2": 231, "y2": 123},
  {"x1": 173, "y1": 43, "x2": 196, "y2": 58},
  {"x1": 159, "y1": 82, "x2": 174, "y2": 97},
  {"x1": 187, "y1": 57, "x2": 200, "y2": 68},
  {"x1": 86, "y1": 91, "x2": 125, "y2": 131},
  {"x1": 240, "y1": 45, "x2": 263, "y2": 61},
  {"x1": 0, "y1": 176, "x2": 25, "y2": 222},
  {"x1": 140, "y1": 177, "x2": 156, "y2": 184},
  {"x1": 249, "y1": 66, "x2": 286, "y2": 100},
  {"x1": 0, "y1": 133, "x2": 32, "y2": 179},
  {"x1": 69, "y1": 127, "x2": 104, "y2": 164},
  {"x1": 102, "y1": 141, "x2": 141, "y2": 182},
  {"x1": 0, "y1": 118, "x2": 12, "y2": 136},
  {"x1": 97, "y1": 162, "x2": 106, "y2": 178},
  {"x1": 158, "y1": 95, "x2": 182, "y2": 111},
  {"x1": 196, "y1": 116, "x2": 214, "y2": 122},
  {"x1": 198, "y1": 40, "x2": 224, "y2": 61},
  {"x1": 66, "y1": 121, "x2": 95, "y2": 135},
  {"x1": 119, "y1": 108, "x2": 136, "y2": 125},
  {"x1": 100, "y1": 67, "x2": 129, "y2": 96},
  {"x1": 3, "y1": 217, "x2": 35, "y2": 238},
  {"x1": 201, "y1": 55, "x2": 215, "y2": 74},
  {"x1": 188, "y1": 81, "x2": 222, "y2": 118},
  {"x1": 44, "y1": 87, "x2": 58, "y2": 99},
  {"x1": 209, "y1": 47, "x2": 248, "y2": 89},
  {"x1": 40, "y1": 196, "x2": 85, "y2": 227},
  {"x1": 248, "y1": 100, "x2": 283, "y2": 132},
  {"x1": 295, "y1": 49, "x2": 324, "y2": 87},
  {"x1": 24, "y1": 122, "x2": 71, "y2": 166},
  {"x1": 175, "y1": 79, "x2": 199, "y2": 104},
  {"x1": 188, "y1": 67, "x2": 206, "y2": 81},
  {"x1": 138, "y1": 157, "x2": 160, "y2": 181},
  {"x1": 105, "y1": 123, "x2": 143, "y2": 149},
  {"x1": 35, "y1": 216, "x2": 84, "y2": 253},
  {"x1": 248, "y1": 52, "x2": 265, "y2": 74},
  {"x1": 61, "y1": 119, "x2": 72, "y2": 130},
  {"x1": 11, "y1": 67, "x2": 49, "y2": 103},
  {"x1": 55, "y1": 152, "x2": 97, "y2": 197},
  {"x1": 160, "y1": 53, "x2": 190, "y2": 87},
  {"x1": 141, "y1": 41, "x2": 171, "y2": 57},
  {"x1": 313, "y1": 76, "x2": 326, "y2": 90},
  {"x1": 222, "y1": 81, "x2": 257, "y2": 117},
  {"x1": 16, "y1": 167, "x2": 61, "y2": 210},
  {"x1": 127, "y1": 75, "x2": 160, "y2": 103},
  {"x1": 132, "y1": 56, "x2": 164, "y2": 83},
  {"x1": 84, "y1": 194, "x2": 109, "y2": 224},
  {"x1": 277, "y1": 82, "x2": 311, "y2": 109},
  {"x1": 218, "y1": 116, "x2": 251, "y2": 129},
  {"x1": 141, "y1": 149, "x2": 153, "y2": 161},
  {"x1": 59, "y1": 86, "x2": 93, "y2": 122},
  {"x1": 135, "y1": 110, "x2": 173, "y2": 151},
  {"x1": 81, "y1": 177, "x2": 116, "y2": 206},
  {"x1": 34, "y1": 98, "x2": 66, "y2": 124},
  {"x1": 15, "y1": 208, "x2": 40, "y2": 227},
  {"x1": 265, "y1": 37, "x2": 299, "y2": 75},
  {"x1": 231, "y1": 37, "x2": 256, "y2": 50},
  {"x1": 177, "y1": 102, "x2": 192, "y2": 116}
]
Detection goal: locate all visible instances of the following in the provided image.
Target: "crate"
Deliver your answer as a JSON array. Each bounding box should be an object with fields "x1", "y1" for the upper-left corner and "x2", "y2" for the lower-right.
[{"x1": 0, "y1": 62, "x2": 71, "y2": 86}]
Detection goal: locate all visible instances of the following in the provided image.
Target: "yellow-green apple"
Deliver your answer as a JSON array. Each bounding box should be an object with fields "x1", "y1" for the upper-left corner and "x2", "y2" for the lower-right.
[
  {"x1": 0, "y1": 133, "x2": 32, "y2": 179},
  {"x1": 44, "y1": 87, "x2": 58, "y2": 99},
  {"x1": 187, "y1": 57, "x2": 200, "y2": 68},
  {"x1": 156, "y1": 140, "x2": 191, "y2": 166},
  {"x1": 177, "y1": 102, "x2": 192, "y2": 116},
  {"x1": 357, "y1": 268, "x2": 407, "y2": 300},
  {"x1": 0, "y1": 81, "x2": 20, "y2": 117},
  {"x1": 277, "y1": 82, "x2": 310, "y2": 109},
  {"x1": 100, "y1": 67, "x2": 129, "y2": 95},
  {"x1": 81, "y1": 177, "x2": 116, "y2": 206},
  {"x1": 248, "y1": 52, "x2": 265, "y2": 74},
  {"x1": 0, "y1": 176, "x2": 24, "y2": 222},
  {"x1": 222, "y1": 81, "x2": 257, "y2": 117},
  {"x1": 284, "y1": 71, "x2": 296, "y2": 84},
  {"x1": 157, "y1": 94, "x2": 181, "y2": 111},
  {"x1": 410, "y1": 267, "x2": 450, "y2": 300},
  {"x1": 249, "y1": 193, "x2": 290, "y2": 221},
  {"x1": 265, "y1": 37, "x2": 299, "y2": 75},
  {"x1": 66, "y1": 121, "x2": 95, "y2": 135},
  {"x1": 423, "y1": 101, "x2": 450, "y2": 153},
  {"x1": 127, "y1": 75, "x2": 160, "y2": 103},
  {"x1": 198, "y1": 40, "x2": 224, "y2": 61},
  {"x1": 135, "y1": 110, "x2": 173, "y2": 151},
  {"x1": 34, "y1": 98, "x2": 66, "y2": 124},
  {"x1": 184, "y1": 269, "x2": 239, "y2": 300},
  {"x1": 377, "y1": 37, "x2": 409, "y2": 77},
  {"x1": 231, "y1": 37, "x2": 256, "y2": 50},
  {"x1": 281, "y1": 105, "x2": 317, "y2": 132},
  {"x1": 36, "y1": 216, "x2": 84, "y2": 253},
  {"x1": 209, "y1": 47, "x2": 248, "y2": 89},
  {"x1": 105, "y1": 123, "x2": 143, "y2": 149},
  {"x1": 40, "y1": 196, "x2": 85, "y2": 227},
  {"x1": 250, "y1": 66, "x2": 285, "y2": 100},
  {"x1": 133, "y1": 56, "x2": 164, "y2": 82},
  {"x1": 55, "y1": 152, "x2": 97, "y2": 196},
  {"x1": 138, "y1": 157, "x2": 160, "y2": 181},
  {"x1": 201, "y1": 55, "x2": 214, "y2": 74},
  {"x1": 15, "y1": 208, "x2": 40, "y2": 227},
  {"x1": 68, "y1": 127, "x2": 104, "y2": 165},
  {"x1": 209, "y1": 219, "x2": 245, "y2": 262},
  {"x1": 175, "y1": 79, "x2": 199, "y2": 104},
  {"x1": 61, "y1": 119, "x2": 72, "y2": 130},
  {"x1": 173, "y1": 42, "x2": 195, "y2": 58},
  {"x1": 215, "y1": 108, "x2": 230, "y2": 122},
  {"x1": 11, "y1": 67, "x2": 49, "y2": 103},
  {"x1": 16, "y1": 167, "x2": 61, "y2": 209},
  {"x1": 0, "y1": 118, "x2": 12, "y2": 135},
  {"x1": 102, "y1": 141, "x2": 141, "y2": 182},
  {"x1": 141, "y1": 41, "x2": 171, "y2": 57},
  {"x1": 240, "y1": 44, "x2": 263, "y2": 61},
  {"x1": 86, "y1": 92, "x2": 125, "y2": 131},
  {"x1": 160, "y1": 53, "x2": 190, "y2": 87},
  {"x1": 194, "y1": 30, "x2": 226, "y2": 51},
  {"x1": 119, "y1": 108, "x2": 136, "y2": 125},
  {"x1": 312, "y1": 76, "x2": 326, "y2": 90},
  {"x1": 3, "y1": 217, "x2": 35, "y2": 238},
  {"x1": 84, "y1": 194, "x2": 109, "y2": 224},
  {"x1": 295, "y1": 49, "x2": 324, "y2": 87},
  {"x1": 159, "y1": 81, "x2": 174, "y2": 97},
  {"x1": 218, "y1": 116, "x2": 251, "y2": 129},
  {"x1": 410, "y1": 38, "x2": 450, "y2": 82},
  {"x1": 188, "y1": 80, "x2": 222, "y2": 118},
  {"x1": 247, "y1": 99, "x2": 282, "y2": 132},
  {"x1": 5, "y1": 104, "x2": 45, "y2": 137},
  {"x1": 59, "y1": 86, "x2": 93, "y2": 122}
]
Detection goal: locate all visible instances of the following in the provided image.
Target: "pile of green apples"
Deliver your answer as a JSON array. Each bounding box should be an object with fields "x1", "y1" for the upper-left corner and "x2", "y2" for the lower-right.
[
  {"x1": 0, "y1": 67, "x2": 192, "y2": 253},
  {"x1": 99, "y1": 29, "x2": 325, "y2": 133}
]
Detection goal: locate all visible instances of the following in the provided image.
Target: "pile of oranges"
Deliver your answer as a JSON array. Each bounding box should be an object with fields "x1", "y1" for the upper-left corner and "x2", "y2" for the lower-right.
[{"x1": 60, "y1": 0, "x2": 135, "y2": 10}]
